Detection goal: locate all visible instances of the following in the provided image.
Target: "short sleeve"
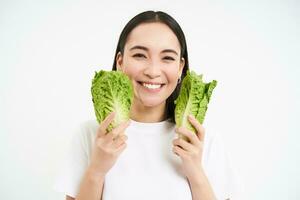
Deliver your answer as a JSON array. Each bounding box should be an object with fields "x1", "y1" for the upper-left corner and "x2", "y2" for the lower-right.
[
  {"x1": 203, "y1": 131, "x2": 245, "y2": 200},
  {"x1": 53, "y1": 123, "x2": 89, "y2": 198}
]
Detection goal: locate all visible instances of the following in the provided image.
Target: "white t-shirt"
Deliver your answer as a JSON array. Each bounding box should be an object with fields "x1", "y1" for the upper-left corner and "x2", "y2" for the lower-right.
[{"x1": 53, "y1": 119, "x2": 244, "y2": 199}]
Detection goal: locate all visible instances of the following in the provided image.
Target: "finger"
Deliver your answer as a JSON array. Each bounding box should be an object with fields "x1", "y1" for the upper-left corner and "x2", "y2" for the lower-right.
[
  {"x1": 173, "y1": 145, "x2": 188, "y2": 159},
  {"x1": 114, "y1": 120, "x2": 130, "y2": 135},
  {"x1": 188, "y1": 115, "x2": 205, "y2": 141},
  {"x1": 97, "y1": 112, "x2": 116, "y2": 137},
  {"x1": 105, "y1": 120, "x2": 130, "y2": 142},
  {"x1": 114, "y1": 142, "x2": 127, "y2": 155},
  {"x1": 173, "y1": 138, "x2": 194, "y2": 152},
  {"x1": 112, "y1": 134, "x2": 128, "y2": 148},
  {"x1": 175, "y1": 127, "x2": 200, "y2": 146}
]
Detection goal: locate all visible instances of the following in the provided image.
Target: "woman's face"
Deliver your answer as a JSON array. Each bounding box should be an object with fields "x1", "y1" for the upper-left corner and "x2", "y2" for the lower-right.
[{"x1": 116, "y1": 22, "x2": 185, "y2": 108}]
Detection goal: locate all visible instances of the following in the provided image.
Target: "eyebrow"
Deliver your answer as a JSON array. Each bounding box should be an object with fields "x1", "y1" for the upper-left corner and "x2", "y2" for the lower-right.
[{"x1": 129, "y1": 45, "x2": 178, "y2": 56}]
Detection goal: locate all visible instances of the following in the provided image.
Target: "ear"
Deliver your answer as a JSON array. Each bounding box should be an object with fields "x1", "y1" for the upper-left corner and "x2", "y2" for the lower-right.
[
  {"x1": 178, "y1": 57, "x2": 185, "y2": 78},
  {"x1": 116, "y1": 51, "x2": 123, "y2": 71}
]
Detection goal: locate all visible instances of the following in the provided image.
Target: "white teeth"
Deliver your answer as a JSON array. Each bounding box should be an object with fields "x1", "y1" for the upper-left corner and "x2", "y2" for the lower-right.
[{"x1": 142, "y1": 83, "x2": 162, "y2": 89}]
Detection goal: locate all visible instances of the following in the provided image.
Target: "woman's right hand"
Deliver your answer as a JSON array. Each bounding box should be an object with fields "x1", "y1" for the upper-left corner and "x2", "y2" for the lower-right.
[{"x1": 88, "y1": 112, "x2": 130, "y2": 178}]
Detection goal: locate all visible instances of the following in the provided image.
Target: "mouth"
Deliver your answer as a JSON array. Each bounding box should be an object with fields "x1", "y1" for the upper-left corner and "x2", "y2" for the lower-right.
[{"x1": 137, "y1": 81, "x2": 166, "y2": 92}]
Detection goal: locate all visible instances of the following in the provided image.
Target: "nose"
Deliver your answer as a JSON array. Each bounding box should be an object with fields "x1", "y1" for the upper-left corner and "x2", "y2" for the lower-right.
[{"x1": 143, "y1": 59, "x2": 161, "y2": 79}]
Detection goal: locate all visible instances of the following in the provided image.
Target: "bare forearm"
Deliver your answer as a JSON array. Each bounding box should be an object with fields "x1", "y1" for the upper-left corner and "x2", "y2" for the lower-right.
[
  {"x1": 76, "y1": 167, "x2": 105, "y2": 200},
  {"x1": 188, "y1": 168, "x2": 217, "y2": 200}
]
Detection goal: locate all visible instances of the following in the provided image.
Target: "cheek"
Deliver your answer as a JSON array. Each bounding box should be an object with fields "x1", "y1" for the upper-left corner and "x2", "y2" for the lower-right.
[
  {"x1": 165, "y1": 67, "x2": 180, "y2": 83},
  {"x1": 121, "y1": 65, "x2": 141, "y2": 91},
  {"x1": 121, "y1": 56, "x2": 142, "y2": 78}
]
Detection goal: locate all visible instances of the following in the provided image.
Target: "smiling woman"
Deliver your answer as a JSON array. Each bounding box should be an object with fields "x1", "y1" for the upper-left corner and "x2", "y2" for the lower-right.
[
  {"x1": 112, "y1": 11, "x2": 189, "y2": 124},
  {"x1": 114, "y1": 22, "x2": 185, "y2": 121},
  {"x1": 53, "y1": 10, "x2": 243, "y2": 200}
]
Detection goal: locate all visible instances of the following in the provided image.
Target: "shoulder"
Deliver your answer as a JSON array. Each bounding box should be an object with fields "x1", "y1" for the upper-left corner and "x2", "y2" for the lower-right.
[
  {"x1": 70, "y1": 119, "x2": 99, "y2": 151},
  {"x1": 202, "y1": 125, "x2": 220, "y2": 150},
  {"x1": 202, "y1": 125, "x2": 230, "y2": 176},
  {"x1": 80, "y1": 118, "x2": 98, "y2": 138},
  {"x1": 202, "y1": 125, "x2": 230, "y2": 163},
  {"x1": 202, "y1": 126, "x2": 245, "y2": 199},
  {"x1": 78, "y1": 119, "x2": 99, "y2": 135}
]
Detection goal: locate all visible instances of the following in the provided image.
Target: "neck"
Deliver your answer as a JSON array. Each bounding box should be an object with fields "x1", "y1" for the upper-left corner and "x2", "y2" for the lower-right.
[{"x1": 130, "y1": 100, "x2": 167, "y2": 123}]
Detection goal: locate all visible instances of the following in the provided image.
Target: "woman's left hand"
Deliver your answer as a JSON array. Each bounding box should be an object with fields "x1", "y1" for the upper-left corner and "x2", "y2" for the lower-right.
[{"x1": 172, "y1": 114, "x2": 205, "y2": 180}]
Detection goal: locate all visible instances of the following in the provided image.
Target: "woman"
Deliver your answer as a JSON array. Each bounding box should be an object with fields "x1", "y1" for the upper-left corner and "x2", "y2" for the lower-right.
[{"x1": 54, "y1": 10, "x2": 242, "y2": 200}]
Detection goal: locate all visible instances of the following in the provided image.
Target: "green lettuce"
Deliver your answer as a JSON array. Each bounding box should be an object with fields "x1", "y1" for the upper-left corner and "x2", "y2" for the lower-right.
[
  {"x1": 91, "y1": 70, "x2": 133, "y2": 132},
  {"x1": 174, "y1": 70, "x2": 217, "y2": 134}
]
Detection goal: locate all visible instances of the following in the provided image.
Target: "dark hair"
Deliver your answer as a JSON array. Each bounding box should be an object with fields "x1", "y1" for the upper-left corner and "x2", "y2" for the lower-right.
[{"x1": 112, "y1": 10, "x2": 189, "y2": 123}]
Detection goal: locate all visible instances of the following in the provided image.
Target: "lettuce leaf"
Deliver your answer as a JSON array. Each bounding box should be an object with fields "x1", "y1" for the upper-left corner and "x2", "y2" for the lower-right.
[
  {"x1": 174, "y1": 70, "x2": 217, "y2": 136},
  {"x1": 91, "y1": 70, "x2": 133, "y2": 132}
]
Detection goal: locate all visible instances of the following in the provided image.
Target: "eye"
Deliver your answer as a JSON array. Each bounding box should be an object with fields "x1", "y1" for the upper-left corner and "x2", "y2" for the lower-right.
[
  {"x1": 133, "y1": 53, "x2": 146, "y2": 58},
  {"x1": 163, "y1": 56, "x2": 175, "y2": 61}
]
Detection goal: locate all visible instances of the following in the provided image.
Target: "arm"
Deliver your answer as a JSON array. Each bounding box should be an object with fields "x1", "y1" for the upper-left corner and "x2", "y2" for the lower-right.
[
  {"x1": 74, "y1": 167, "x2": 105, "y2": 200},
  {"x1": 188, "y1": 168, "x2": 216, "y2": 200}
]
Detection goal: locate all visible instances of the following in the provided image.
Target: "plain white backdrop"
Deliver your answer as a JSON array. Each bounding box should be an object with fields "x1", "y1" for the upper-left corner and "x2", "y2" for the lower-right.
[{"x1": 0, "y1": 0, "x2": 299, "y2": 199}]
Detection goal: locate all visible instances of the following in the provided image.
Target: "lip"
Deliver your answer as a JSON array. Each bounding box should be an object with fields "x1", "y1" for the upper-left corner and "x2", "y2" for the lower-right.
[
  {"x1": 137, "y1": 81, "x2": 166, "y2": 93},
  {"x1": 138, "y1": 81, "x2": 165, "y2": 85}
]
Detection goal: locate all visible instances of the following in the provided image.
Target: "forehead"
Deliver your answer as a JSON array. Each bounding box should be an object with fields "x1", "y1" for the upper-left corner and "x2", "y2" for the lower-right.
[{"x1": 125, "y1": 22, "x2": 181, "y2": 52}]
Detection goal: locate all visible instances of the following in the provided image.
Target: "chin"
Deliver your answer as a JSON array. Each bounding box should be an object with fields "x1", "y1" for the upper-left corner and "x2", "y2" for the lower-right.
[{"x1": 140, "y1": 98, "x2": 166, "y2": 108}]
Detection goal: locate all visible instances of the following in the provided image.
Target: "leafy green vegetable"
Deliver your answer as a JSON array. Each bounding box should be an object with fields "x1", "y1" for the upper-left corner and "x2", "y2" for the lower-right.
[
  {"x1": 91, "y1": 70, "x2": 133, "y2": 132},
  {"x1": 174, "y1": 70, "x2": 217, "y2": 137}
]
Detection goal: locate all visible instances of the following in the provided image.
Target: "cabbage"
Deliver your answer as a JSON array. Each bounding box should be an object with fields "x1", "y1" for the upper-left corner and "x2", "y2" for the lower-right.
[
  {"x1": 174, "y1": 70, "x2": 217, "y2": 135},
  {"x1": 91, "y1": 70, "x2": 133, "y2": 132}
]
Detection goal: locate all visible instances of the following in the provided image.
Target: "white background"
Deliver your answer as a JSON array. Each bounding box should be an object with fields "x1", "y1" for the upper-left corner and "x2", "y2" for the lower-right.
[{"x1": 0, "y1": 0, "x2": 299, "y2": 199}]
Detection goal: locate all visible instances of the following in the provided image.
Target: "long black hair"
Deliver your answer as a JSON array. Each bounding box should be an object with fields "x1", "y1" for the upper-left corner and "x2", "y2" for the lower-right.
[{"x1": 112, "y1": 10, "x2": 189, "y2": 123}]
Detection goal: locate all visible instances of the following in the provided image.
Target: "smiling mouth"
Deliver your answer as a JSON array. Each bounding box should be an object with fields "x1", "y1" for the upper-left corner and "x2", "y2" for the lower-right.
[{"x1": 137, "y1": 81, "x2": 166, "y2": 90}]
